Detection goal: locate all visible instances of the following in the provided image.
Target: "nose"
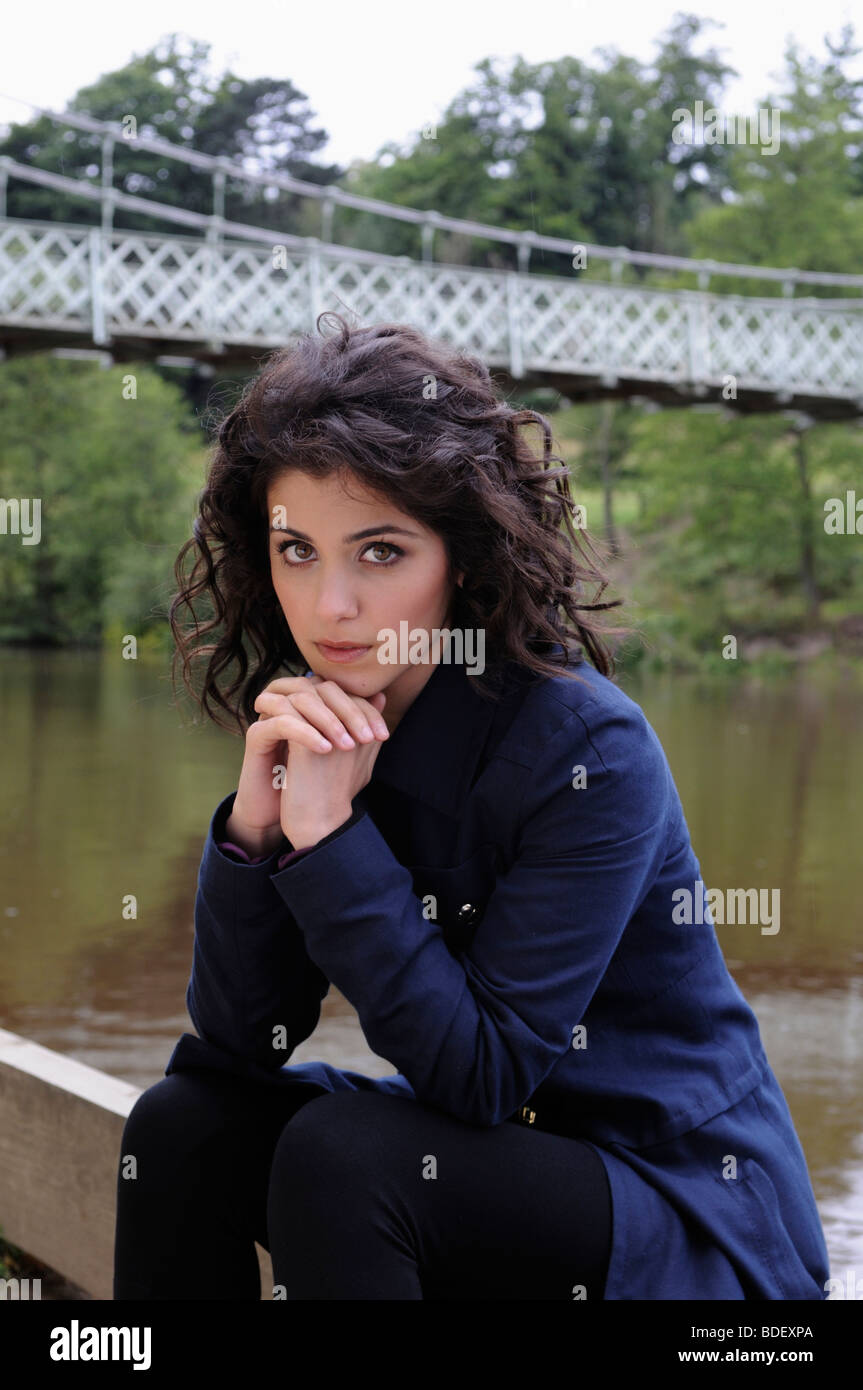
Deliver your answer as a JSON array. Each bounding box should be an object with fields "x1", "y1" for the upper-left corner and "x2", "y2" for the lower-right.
[{"x1": 311, "y1": 566, "x2": 360, "y2": 621}]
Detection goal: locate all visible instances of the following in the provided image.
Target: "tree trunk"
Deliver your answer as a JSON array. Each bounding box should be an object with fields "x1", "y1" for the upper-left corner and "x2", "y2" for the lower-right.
[
  {"x1": 793, "y1": 426, "x2": 820, "y2": 624},
  {"x1": 30, "y1": 446, "x2": 62, "y2": 643},
  {"x1": 597, "y1": 399, "x2": 619, "y2": 556}
]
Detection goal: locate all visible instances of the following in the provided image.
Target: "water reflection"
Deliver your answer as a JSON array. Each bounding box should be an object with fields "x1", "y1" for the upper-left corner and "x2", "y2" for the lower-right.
[{"x1": 1, "y1": 649, "x2": 861, "y2": 1284}]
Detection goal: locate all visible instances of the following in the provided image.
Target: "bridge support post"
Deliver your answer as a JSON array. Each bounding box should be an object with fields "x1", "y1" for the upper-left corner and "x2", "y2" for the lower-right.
[
  {"x1": 88, "y1": 228, "x2": 107, "y2": 346},
  {"x1": 507, "y1": 272, "x2": 523, "y2": 379},
  {"x1": 686, "y1": 291, "x2": 711, "y2": 396},
  {"x1": 307, "y1": 241, "x2": 322, "y2": 326},
  {"x1": 321, "y1": 198, "x2": 335, "y2": 245},
  {"x1": 100, "y1": 136, "x2": 115, "y2": 237},
  {"x1": 204, "y1": 218, "x2": 225, "y2": 353}
]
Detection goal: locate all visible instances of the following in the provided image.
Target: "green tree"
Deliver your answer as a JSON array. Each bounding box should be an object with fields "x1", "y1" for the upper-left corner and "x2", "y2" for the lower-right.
[
  {"x1": 683, "y1": 25, "x2": 863, "y2": 292},
  {"x1": 339, "y1": 13, "x2": 737, "y2": 270},
  {"x1": 0, "y1": 32, "x2": 342, "y2": 236},
  {"x1": 0, "y1": 355, "x2": 199, "y2": 644},
  {"x1": 623, "y1": 406, "x2": 863, "y2": 642},
  {"x1": 554, "y1": 398, "x2": 643, "y2": 554}
]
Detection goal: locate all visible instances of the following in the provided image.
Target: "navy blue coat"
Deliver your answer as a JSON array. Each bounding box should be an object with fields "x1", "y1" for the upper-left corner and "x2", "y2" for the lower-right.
[{"x1": 166, "y1": 648, "x2": 830, "y2": 1300}]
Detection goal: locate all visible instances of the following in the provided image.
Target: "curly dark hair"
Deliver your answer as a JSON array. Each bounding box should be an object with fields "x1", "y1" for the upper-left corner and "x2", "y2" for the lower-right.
[{"x1": 170, "y1": 311, "x2": 631, "y2": 735}]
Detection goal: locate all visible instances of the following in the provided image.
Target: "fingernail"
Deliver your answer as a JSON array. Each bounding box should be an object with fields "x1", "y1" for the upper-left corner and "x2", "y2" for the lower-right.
[{"x1": 339, "y1": 733, "x2": 356, "y2": 748}]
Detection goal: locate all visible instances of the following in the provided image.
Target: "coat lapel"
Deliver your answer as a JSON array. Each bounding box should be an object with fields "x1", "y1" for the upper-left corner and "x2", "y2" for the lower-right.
[
  {"x1": 369, "y1": 656, "x2": 501, "y2": 820},
  {"x1": 303, "y1": 642, "x2": 563, "y2": 823}
]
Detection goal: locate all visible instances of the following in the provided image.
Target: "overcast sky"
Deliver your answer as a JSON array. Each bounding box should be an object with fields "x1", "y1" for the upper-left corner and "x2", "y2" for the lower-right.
[{"x1": 3, "y1": 0, "x2": 862, "y2": 168}]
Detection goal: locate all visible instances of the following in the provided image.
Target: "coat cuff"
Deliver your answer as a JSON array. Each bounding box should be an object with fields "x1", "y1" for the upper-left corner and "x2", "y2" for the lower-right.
[
  {"x1": 217, "y1": 840, "x2": 315, "y2": 870},
  {"x1": 213, "y1": 795, "x2": 366, "y2": 871},
  {"x1": 204, "y1": 792, "x2": 291, "y2": 893}
]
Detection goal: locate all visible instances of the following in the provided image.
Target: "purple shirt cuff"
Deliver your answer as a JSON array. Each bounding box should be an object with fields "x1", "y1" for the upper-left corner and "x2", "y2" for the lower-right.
[
  {"x1": 216, "y1": 840, "x2": 313, "y2": 869},
  {"x1": 215, "y1": 802, "x2": 366, "y2": 869}
]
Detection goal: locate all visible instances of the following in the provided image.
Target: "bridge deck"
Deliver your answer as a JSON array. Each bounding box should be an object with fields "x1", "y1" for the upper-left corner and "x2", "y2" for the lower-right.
[{"x1": 1, "y1": 218, "x2": 860, "y2": 420}]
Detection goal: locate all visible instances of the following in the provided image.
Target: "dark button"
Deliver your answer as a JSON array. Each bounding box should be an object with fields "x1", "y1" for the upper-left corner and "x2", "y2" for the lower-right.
[{"x1": 457, "y1": 902, "x2": 478, "y2": 923}]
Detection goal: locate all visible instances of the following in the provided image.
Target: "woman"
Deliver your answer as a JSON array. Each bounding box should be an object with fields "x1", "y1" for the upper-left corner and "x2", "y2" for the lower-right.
[{"x1": 113, "y1": 313, "x2": 830, "y2": 1301}]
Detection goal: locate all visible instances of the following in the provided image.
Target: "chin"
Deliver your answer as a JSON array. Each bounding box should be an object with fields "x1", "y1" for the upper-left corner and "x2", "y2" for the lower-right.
[{"x1": 313, "y1": 663, "x2": 389, "y2": 693}]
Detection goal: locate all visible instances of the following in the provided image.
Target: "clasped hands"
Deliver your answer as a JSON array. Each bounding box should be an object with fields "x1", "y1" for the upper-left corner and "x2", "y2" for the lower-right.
[{"x1": 230, "y1": 673, "x2": 390, "y2": 854}]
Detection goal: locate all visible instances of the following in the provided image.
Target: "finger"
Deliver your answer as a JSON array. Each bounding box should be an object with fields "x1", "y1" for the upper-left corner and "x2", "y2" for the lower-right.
[
  {"x1": 254, "y1": 689, "x2": 348, "y2": 745},
  {"x1": 260, "y1": 686, "x2": 385, "y2": 745},
  {"x1": 343, "y1": 691, "x2": 389, "y2": 738},
  {"x1": 255, "y1": 690, "x2": 355, "y2": 747},
  {"x1": 254, "y1": 680, "x2": 320, "y2": 722},
  {"x1": 256, "y1": 676, "x2": 323, "y2": 707},
  {"x1": 285, "y1": 689, "x2": 371, "y2": 747},
  {"x1": 249, "y1": 712, "x2": 334, "y2": 753},
  {"x1": 256, "y1": 680, "x2": 388, "y2": 741},
  {"x1": 309, "y1": 682, "x2": 389, "y2": 740}
]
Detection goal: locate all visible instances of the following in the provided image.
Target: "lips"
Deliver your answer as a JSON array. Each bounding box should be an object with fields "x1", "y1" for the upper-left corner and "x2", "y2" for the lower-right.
[{"x1": 315, "y1": 641, "x2": 372, "y2": 663}]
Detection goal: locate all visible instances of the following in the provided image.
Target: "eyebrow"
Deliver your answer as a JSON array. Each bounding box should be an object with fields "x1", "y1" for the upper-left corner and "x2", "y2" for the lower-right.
[{"x1": 270, "y1": 523, "x2": 422, "y2": 543}]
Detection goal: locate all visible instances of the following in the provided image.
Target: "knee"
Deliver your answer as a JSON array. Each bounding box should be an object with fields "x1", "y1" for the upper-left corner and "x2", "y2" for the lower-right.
[
  {"x1": 269, "y1": 1091, "x2": 394, "y2": 1187},
  {"x1": 118, "y1": 1072, "x2": 234, "y2": 1172}
]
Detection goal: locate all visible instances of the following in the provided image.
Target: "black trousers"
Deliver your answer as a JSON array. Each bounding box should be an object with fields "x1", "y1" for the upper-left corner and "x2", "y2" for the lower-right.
[{"x1": 113, "y1": 1068, "x2": 612, "y2": 1300}]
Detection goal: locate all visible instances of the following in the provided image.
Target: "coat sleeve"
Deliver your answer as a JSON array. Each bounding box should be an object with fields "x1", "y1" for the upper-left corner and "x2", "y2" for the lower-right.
[
  {"x1": 183, "y1": 790, "x2": 333, "y2": 1072},
  {"x1": 270, "y1": 702, "x2": 673, "y2": 1126}
]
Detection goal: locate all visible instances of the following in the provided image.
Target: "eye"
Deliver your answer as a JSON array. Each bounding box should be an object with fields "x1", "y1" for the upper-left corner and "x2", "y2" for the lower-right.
[
  {"x1": 275, "y1": 539, "x2": 313, "y2": 564},
  {"x1": 274, "y1": 539, "x2": 405, "y2": 567},
  {"x1": 363, "y1": 541, "x2": 404, "y2": 565}
]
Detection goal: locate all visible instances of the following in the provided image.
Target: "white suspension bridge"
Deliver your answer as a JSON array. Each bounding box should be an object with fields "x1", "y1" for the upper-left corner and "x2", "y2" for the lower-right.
[{"x1": 0, "y1": 101, "x2": 862, "y2": 420}]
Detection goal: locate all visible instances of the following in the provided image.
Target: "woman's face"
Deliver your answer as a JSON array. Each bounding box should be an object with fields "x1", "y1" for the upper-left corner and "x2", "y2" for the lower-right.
[{"x1": 266, "y1": 468, "x2": 463, "y2": 732}]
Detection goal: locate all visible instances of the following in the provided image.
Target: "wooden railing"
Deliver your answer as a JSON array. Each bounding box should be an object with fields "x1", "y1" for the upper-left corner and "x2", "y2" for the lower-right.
[{"x1": 0, "y1": 1026, "x2": 274, "y2": 1300}]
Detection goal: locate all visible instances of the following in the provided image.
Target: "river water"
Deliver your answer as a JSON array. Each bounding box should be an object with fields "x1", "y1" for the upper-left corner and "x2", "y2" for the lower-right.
[{"x1": 1, "y1": 648, "x2": 860, "y2": 1287}]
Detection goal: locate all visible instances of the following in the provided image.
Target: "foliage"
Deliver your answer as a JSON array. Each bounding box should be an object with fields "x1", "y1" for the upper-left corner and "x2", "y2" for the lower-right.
[
  {"x1": 338, "y1": 14, "x2": 738, "y2": 269},
  {"x1": 1, "y1": 22, "x2": 862, "y2": 662},
  {"x1": 683, "y1": 25, "x2": 863, "y2": 294},
  {"x1": 0, "y1": 32, "x2": 341, "y2": 236},
  {"x1": 0, "y1": 356, "x2": 202, "y2": 644}
]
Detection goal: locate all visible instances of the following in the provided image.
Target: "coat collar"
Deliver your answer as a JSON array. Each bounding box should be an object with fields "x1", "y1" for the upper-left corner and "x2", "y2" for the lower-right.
[
  {"x1": 369, "y1": 656, "x2": 499, "y2": 818},
  {"x1": 371, "y1": 648, "x2": 561, "y2": 819},
  {"x1": 303, "y1": 643, "x2": 566, "y2": 821}
]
